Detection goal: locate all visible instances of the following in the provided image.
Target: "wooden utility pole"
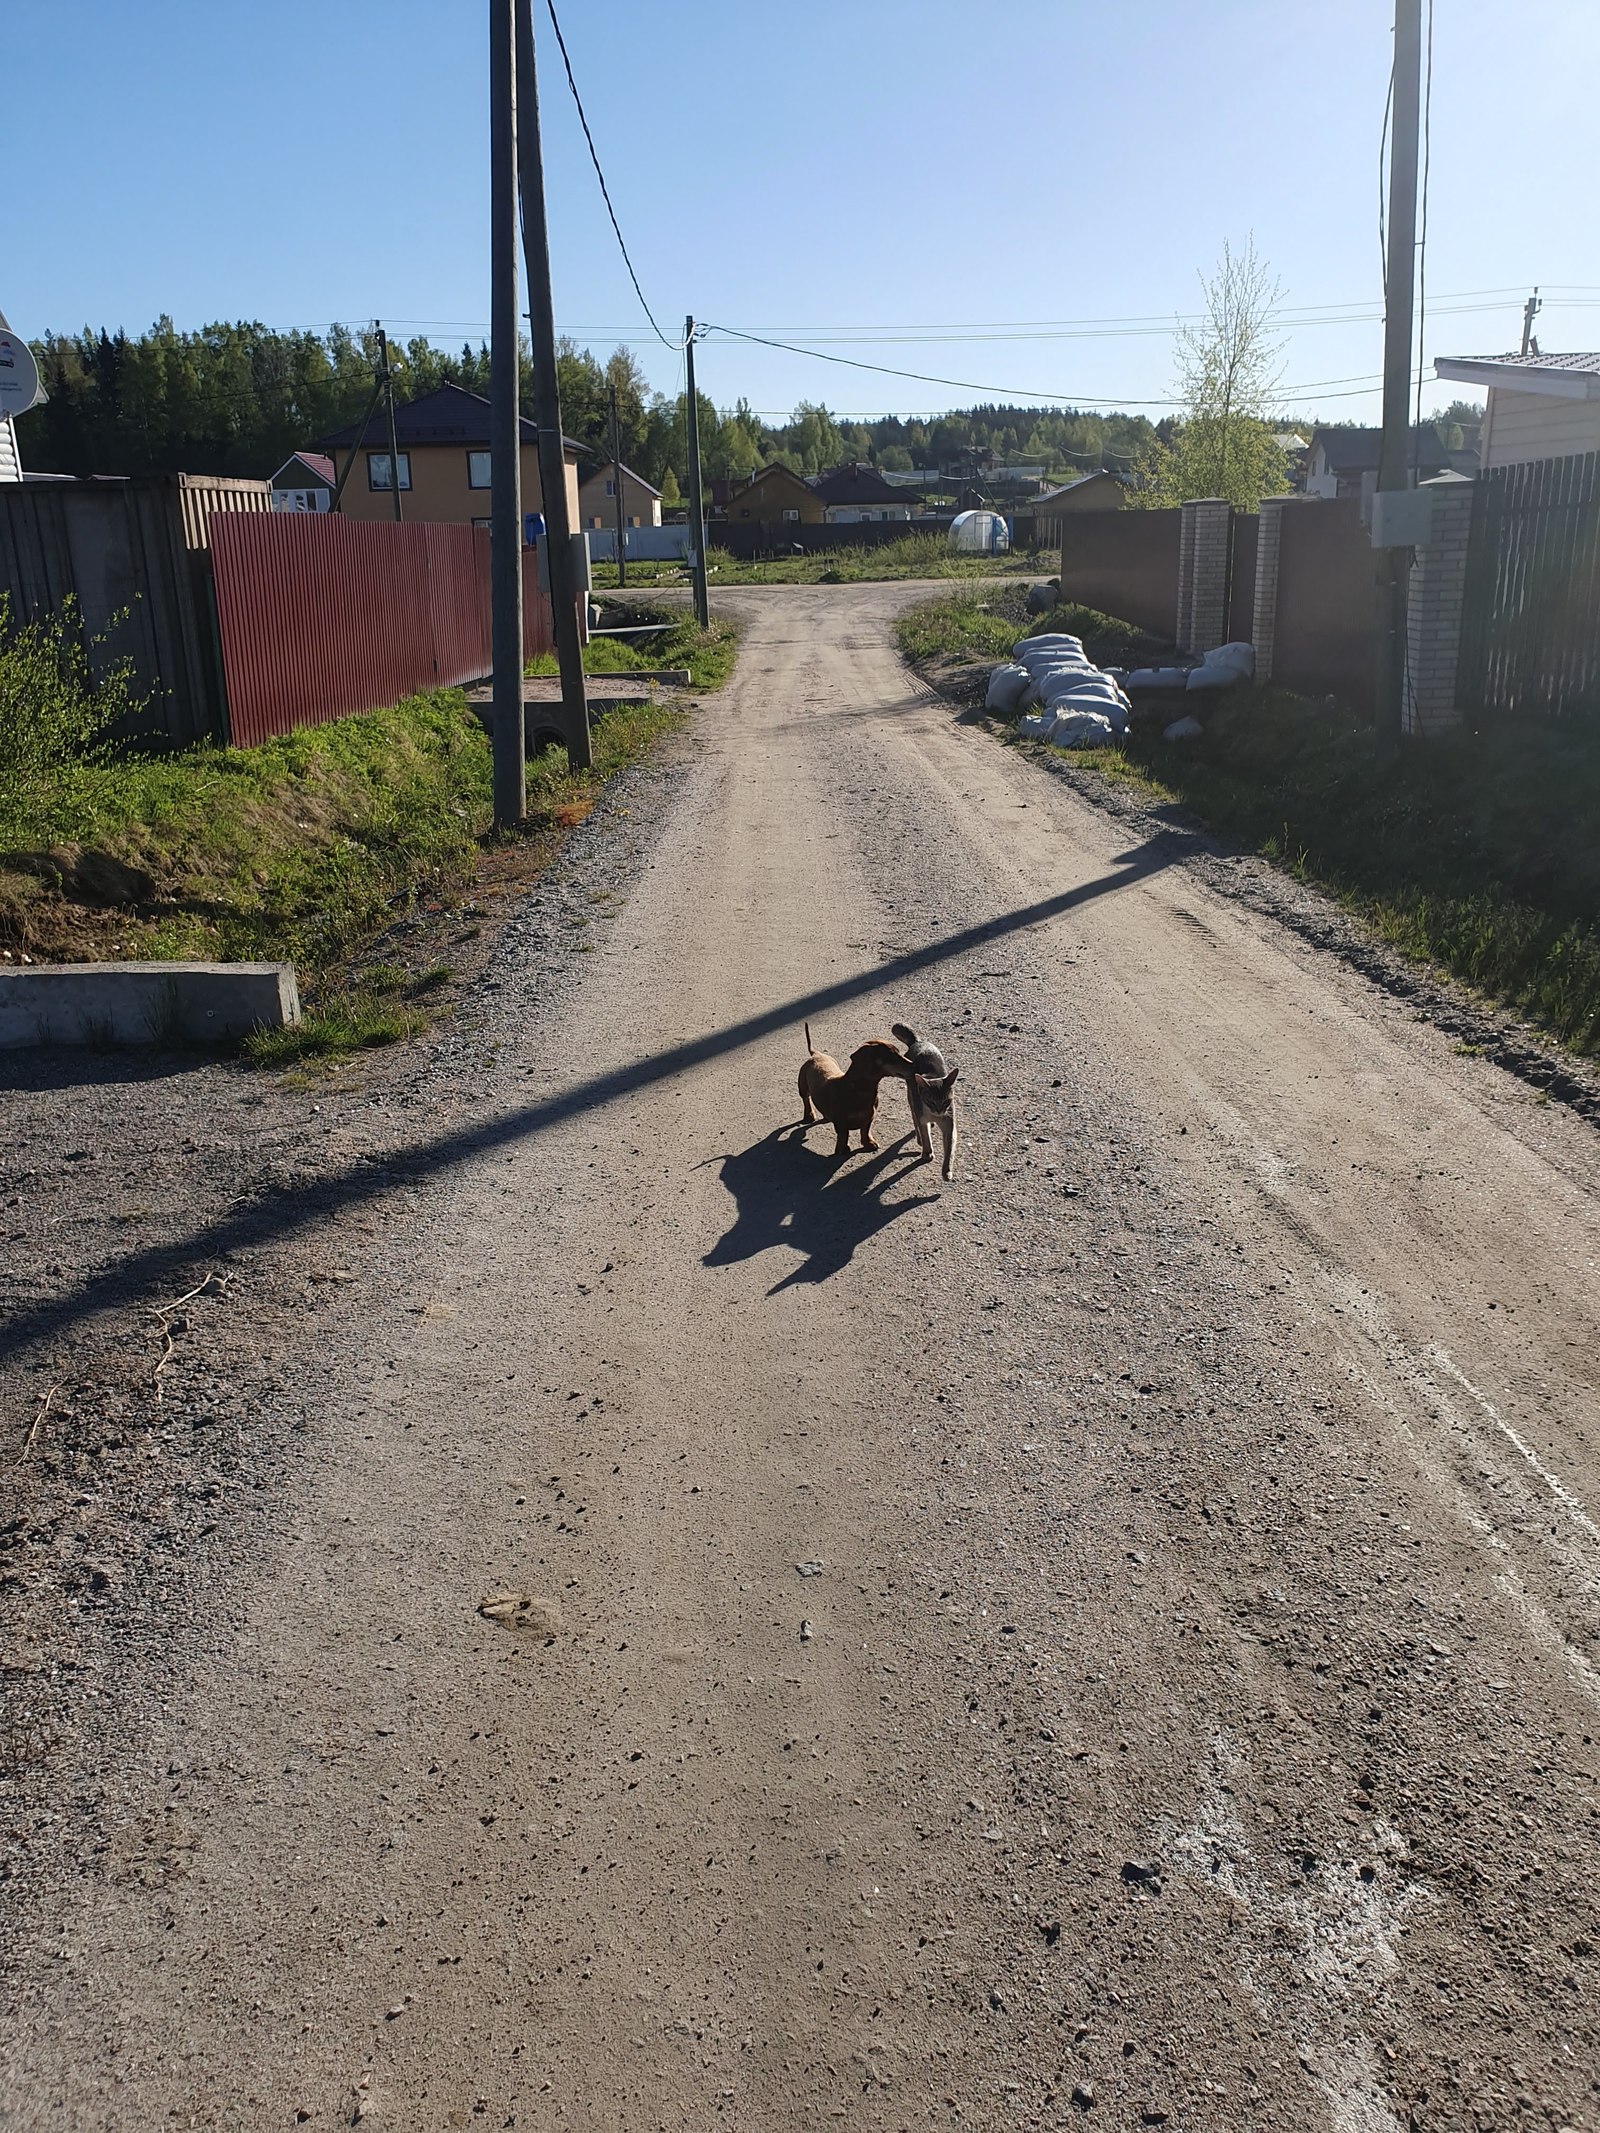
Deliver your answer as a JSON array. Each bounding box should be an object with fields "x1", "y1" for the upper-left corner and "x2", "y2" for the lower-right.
[
  {"x1": 684, "y1": 316, "x2": 710, "y2": 630},
  {"x1": 377, "y1": 323, "x2": 404, "y2": 523},
  {"x1": 515, "y1": 0, "x2": 591, "y2": 770},
  {"x1": 1521, "y1": 288, "x2": 1542, "y2": 357},
  {"x1": 1374, "y1": 0, "x2": 1422, "y2": 737},
  {"x1": 488, "y1": 0, "x2": 526, "y2": 829},
  {"x1": 609, "y1": 382, "x2": 628, "y2": 589}
]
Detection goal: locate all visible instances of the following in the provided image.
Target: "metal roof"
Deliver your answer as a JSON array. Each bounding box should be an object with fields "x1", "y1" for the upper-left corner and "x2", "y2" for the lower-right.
[
  {"x1": 1435, "y1": 352, "x2": 1600, "y2": 399},
  {"x1": 809, "y1": 460, "x2": 906, "y2": 504}
]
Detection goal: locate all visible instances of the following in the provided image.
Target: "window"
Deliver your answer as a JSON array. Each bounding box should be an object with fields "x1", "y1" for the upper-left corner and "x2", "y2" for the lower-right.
[
  {"x1": 782, "y1": 508, "x2": 800, "y2": 523},
  {"x1": 604, "y1": 477, "x2": 616, "y2": 498},
  {"x1": 467, "y1": 450, "x2": 492, "y2": 489},
  {"x1": 367, "y1": 452, "x2": 410, "y2": 491},
  {"x1": 628, "y1": 515, "x2": 640, "y2": 528},
  {"x1": 471, "y1": 516, "x2": 492, "y2": 531}
]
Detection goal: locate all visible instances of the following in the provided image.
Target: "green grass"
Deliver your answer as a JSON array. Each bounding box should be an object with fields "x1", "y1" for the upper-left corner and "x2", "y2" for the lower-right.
[
  {"x1": 1114, "y1": 690, "x2": 1600, "y2": 1055},
  {"x1": 704, "y1": 535, "x2": 1051, "y2": 586},
  {"x1": 899, "y1": 586, "x2": 1600, "y2": 1057},
  {"x1": 894, "y1": 582, "x2": 1166, "y2": 670},
  {"x1": 0, "y1": 683, "x2": 690, "y2": 1064},
  {"x1": 589, "y1": 535, "x2": 1050, "y2": 590},
  {"x1": 527, "y1": 608, "x2": 739, "y2": 691}
]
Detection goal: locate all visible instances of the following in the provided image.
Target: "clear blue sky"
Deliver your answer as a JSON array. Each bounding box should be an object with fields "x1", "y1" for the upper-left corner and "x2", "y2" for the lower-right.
[{"x1": 8, "y1": 0, "x2": 1598, "y2": 425}]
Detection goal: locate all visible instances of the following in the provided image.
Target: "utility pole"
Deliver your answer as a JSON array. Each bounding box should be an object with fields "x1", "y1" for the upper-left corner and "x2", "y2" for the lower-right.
[
  {"x1": 608, "y1": 381, "x2": 627, "y2": 589},
  {"x1": 684, "y1": 317, "x2": 710, "y2": 630},
  {"x1": 377, "y1": 323, "x2": 404, "y2": 523},
  {"x1": 1521, "y1": 287, "x2": 1542, "y2": 357},
  {"x1": 515, "y1": 0, "x2": 591, "y2": 770},
  {"x1": 488, "y1": 0, "x2": 526, "y2": 829},
  {"x1": 1374, "y1": 0, "x2": 1422, "y2": 739}
]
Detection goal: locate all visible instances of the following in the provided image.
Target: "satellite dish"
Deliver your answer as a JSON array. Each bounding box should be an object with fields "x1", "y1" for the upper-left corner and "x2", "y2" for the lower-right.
[{"x1": 0, "y1": 312, "x2": 47, "y2": 417}]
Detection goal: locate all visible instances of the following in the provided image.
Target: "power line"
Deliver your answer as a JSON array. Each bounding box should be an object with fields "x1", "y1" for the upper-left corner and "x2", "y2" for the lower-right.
[
  {"x1": 700, "y1": 321, "x2": 1180, "y2": 407},
  {"x1": 541, "y1": 0, "x2": 683, "y2": 350}
]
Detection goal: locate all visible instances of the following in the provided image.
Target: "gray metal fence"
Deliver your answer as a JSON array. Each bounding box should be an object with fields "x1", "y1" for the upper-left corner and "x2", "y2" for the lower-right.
[{"x1": 1459, "y1": 451, "x2": 1600, "y2": 721}]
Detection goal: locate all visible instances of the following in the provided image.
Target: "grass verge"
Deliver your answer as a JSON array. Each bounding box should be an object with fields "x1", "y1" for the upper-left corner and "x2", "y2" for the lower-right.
[
  {"x1": 527, "y1": 606, "x2": 739, "y2": 691},
  {"x1": 589, "y1": 536, "x2": 1050, "y2": 590},
  {"x1": 0, "y1": 686, "x2": 686, "y2": 1066},
  {"x1": 898, "y1": 588, "x2": 1600, "y2": 1058}
]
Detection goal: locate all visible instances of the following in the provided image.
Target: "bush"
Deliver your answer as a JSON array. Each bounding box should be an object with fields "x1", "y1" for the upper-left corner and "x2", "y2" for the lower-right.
[{"x1": 0, "y1": 594, "x2": 145, "y2": 844}]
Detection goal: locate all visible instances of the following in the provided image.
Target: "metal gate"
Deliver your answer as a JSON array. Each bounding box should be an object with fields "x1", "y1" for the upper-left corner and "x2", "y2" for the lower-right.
[{"x1": 1458, "y1": 451, "x2": 1600, "y2": 721}]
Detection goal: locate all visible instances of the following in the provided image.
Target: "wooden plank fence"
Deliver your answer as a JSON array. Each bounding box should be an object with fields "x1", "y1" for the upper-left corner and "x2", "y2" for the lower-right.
[{"x1": 1458, "y1": 451, "x2": 1600, "y2": 721}]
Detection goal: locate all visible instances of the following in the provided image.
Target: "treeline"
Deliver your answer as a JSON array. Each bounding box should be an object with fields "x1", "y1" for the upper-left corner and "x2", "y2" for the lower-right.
[{"x1": 18, "y1": 318, "x2": 1165, "y2": 491}]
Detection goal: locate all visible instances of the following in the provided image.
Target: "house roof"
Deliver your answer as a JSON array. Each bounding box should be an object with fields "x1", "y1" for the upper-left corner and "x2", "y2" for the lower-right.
[
  {"x1": 317, "y1": 383, "x2": 581, "y2": 456},
  {"x1": 579, "y1": 458, "x2": 661, "y2": 497},
  {"x1": 1308, "y1": 424, "x2": 1461, "y2": 472},
  {"x1": 810, "y1": 460, "x2": 905, "y2": 505},
  {"x1": 272, "y1": 450, "x2": 334, "y2": 486},
  {"x1": 1435, "y1": 351, "x2": 1600, "y2": 401},
  {"x1": 730, "y1": 462, "x2": 815, "y2": 497},
  {"x1": 1034, "y1": 471, "x2": 1124, "y2": 506}
]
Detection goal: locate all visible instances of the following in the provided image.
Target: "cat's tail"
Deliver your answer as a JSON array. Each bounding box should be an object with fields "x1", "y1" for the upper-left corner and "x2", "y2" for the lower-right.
[{"x1": 891, "y1": 1022, "x2": 918, "y2": 1051}]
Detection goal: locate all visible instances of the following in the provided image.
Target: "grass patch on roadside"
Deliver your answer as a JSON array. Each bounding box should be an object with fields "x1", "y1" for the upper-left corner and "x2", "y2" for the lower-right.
[
  {"x1": 0, "y1": 680, "x2": 689, "y2": 1066},
  {"x1": 527, "y1": 607, "x2": 739, "y2": 691},
  {"x1": 705, "y1": 535, "x2": 1049, "y2": 587},
  {"x1": 1112, "y1": 690, "x2": 1600, "y2": 1055},
  {"x1": 897, "y1": 586, "x2": 1600, "y2": 1056}
]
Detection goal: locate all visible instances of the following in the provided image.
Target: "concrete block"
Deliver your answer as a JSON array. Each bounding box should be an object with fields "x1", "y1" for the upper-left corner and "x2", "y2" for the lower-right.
[{"x1": 0, "y1": 962, "x2": 300, "y2": 1050}]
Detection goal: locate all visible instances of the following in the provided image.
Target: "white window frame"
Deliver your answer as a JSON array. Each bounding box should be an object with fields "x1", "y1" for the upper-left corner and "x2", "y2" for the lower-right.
[
  {"x1": 367, "y1": 451, "x2": 411, "y2": 492},
  {"x1": 467, "y1": 450, "x2": 492, "y2": 489}
]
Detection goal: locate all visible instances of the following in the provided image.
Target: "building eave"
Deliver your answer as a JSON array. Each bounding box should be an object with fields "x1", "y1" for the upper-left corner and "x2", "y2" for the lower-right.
[{"x1": 1435, "y1": 356, "x2": 1600, "y2": 402}]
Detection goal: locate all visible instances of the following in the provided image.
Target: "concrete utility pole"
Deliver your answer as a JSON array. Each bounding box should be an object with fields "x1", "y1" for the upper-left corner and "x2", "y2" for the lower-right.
[
  {"x1": 377, "y1": 323, "x2": 404, "y2": 524},
  {"x1": 609, "y1": 382, "x2": 628, "y2": 589},
  {"x1": 1374, "y1": 0, "x2": 1422, "y2": 738},
  {"x1": 488, "y1": 0, "x2": 526, "y2": 829},
  {"x1": 1521, "y1": 288, "x2": 1542, "y2": 358},
  {"x1": 683, "y1": 317, "x2": 710, "y2": 630},
  {"x1": 515, "y1": 0, "x2": 591, "y2": 770}
]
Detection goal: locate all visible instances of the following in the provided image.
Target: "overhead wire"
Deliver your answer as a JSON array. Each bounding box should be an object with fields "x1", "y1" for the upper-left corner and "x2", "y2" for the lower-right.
[{"x1": 541, "y1": 0, "x2": 686, "y2": 350}]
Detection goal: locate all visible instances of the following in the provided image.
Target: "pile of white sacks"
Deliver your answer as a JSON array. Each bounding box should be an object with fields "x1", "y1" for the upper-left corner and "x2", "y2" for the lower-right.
[{"x1": 983, "y1": 633, "x2": 1131, "y2": 750}]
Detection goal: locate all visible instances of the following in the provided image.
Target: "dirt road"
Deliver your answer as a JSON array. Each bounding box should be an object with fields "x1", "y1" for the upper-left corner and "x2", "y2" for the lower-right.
[{"x1": 6, "y1": 582, "x2": 1599, "y2": 2131}]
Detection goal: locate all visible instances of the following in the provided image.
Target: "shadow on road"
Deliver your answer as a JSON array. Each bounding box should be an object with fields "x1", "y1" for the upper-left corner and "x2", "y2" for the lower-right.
[
  {"x1": 703, "y1": 1124, "x2": 938, "y2": 1293},
  {"x1": 4, "y1": 832, "x2": 1179, "y2": 1357}
]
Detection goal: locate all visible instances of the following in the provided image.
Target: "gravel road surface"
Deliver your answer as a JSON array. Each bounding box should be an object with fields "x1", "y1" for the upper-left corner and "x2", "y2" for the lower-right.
[{"x1": 4, "y1": 582, "x2": 1598, "y2": 2132}]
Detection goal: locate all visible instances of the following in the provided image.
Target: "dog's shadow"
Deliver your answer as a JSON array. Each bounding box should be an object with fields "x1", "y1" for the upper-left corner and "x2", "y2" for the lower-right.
[{"x1": 702, "y1": 1123, "x2": 939, "y2": 1293}]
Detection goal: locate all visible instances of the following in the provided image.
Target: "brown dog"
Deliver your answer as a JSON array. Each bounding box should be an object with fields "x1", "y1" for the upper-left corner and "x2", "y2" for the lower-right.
[{"x1": 798, "y1": 1022, "x2": 915, "y2": 1156}]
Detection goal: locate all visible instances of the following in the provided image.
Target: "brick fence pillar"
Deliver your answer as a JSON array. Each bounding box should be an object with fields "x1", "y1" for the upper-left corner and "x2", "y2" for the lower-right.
[
  {"x1": 1175, "y1": 501, "x2": 1197, "y2": 648},
  {"x1": 1404, "y1": 476, "x2": 1476, "y2": 736},
  {"x1": 1251, "y1": 495, "x2": 1292, "y2": 681},
  {"x1": 1182, "y1": 498, "x2": 1232, "y2": 653}
]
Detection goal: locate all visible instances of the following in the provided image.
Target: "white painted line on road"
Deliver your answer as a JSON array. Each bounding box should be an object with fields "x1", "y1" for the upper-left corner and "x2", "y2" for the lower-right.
[{"x1": 1425, "y1": 1343, "x2": 1600, "y2": 1550}]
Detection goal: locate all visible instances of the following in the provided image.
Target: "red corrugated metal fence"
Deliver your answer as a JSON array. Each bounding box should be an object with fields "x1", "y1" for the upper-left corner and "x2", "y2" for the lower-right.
[{"x1": 210, "y1": 513, "x2": 561, "y2": 747}]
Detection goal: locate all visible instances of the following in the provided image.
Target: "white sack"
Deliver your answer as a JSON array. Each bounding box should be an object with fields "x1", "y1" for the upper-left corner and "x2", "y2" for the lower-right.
[
  {"x1": 1163, "y1": 714, "x2": 1204, "y2": 740},
  {"x1": 985, "y1": 662, "x2": 1033, "y2": 714},
  {"x1": 1049, "y1": 709, "x2": 1117, "y2": 749}
]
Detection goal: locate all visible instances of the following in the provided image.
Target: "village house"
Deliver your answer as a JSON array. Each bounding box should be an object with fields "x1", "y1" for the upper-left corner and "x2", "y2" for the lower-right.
[
  {"x1": 317, "y1": 383, "x2": 580, "y2": 532},
  {"x1": 1433, "y1": 352, "x2": 1600, "y2": 469},
  {"x1": 809, "y1": 462, "x2": 913, "y2": 524},
  {"x1": 577, "y1": 459, "x2": 661, "y2": 531},
  {"x1": 723, "y1": 463, "x2": 825, "y2": 526}
]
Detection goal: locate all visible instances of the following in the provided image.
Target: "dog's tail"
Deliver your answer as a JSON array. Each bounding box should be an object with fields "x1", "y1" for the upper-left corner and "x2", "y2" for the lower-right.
[
  {"x1": 805, "y1": 1021, "x2": 815, "y2": 1055},
  {"x1": 891, "y1": 1021, "x2": 918, "y2": 1051}
]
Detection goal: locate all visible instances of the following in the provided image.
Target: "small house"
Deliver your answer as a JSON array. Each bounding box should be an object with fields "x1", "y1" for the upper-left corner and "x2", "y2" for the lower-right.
[
  {"x1": 317, "y1": 383, "x2": 580, "y2": 531},
  {"x1": 270, "y1": 450, "x2": 335, "y2": 513},
  {"x1": 810, "y1": 462, "x2": 914, "y2": 524},
  {"x1": 1433, "y1": 352, "x2": 1600, "y2": 469},
  {"x1": 724, "y1": 464, "x2": 824, "y2": 526},
  {"x1": 577, "y1": 459, "x2": 662, "y2": 532}
]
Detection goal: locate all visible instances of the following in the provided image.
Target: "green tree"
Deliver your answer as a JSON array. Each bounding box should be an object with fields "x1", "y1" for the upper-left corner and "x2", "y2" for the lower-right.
[
  {"x1": 659, "y1": 466, "x2": 681, "y2": 508},
  {"x1": 1129, "y1": 239, "x2": 1290, "y2": 509}
]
